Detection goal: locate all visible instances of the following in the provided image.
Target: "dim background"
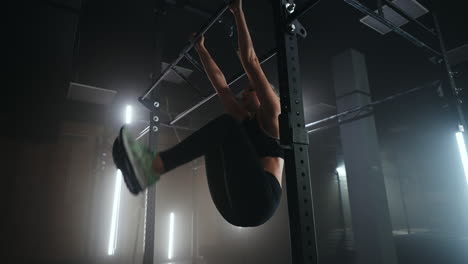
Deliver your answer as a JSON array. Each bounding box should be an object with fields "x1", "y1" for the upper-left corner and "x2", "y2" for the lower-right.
[{"x1": 3, "y1": 0, "x2": 468, "y2": 263}]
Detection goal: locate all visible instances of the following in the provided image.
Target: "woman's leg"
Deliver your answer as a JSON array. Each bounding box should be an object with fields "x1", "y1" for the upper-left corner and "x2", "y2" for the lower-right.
[
  {"x1": 205, "y1": 147, "x2": 237, "y2": 222},
  {"x1": 158, "y1": 114, "x2": 242, "y2": 173},
  {"x1": 204, "y1": 124, "x2": 282, "y2": 227},
  {"x1": 158, "y1": 113, "x2": 281, "y2": 226},
  {"x1": 115, "y1": 113, "x2": 242, "y2": 194}
]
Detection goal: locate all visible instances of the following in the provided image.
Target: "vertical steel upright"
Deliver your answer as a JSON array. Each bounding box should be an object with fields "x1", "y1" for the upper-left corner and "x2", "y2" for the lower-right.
[
  {"x1": 432, "y1": 12, "x2": 467, "y2": 131},
  {"x1": 142, "y1": 1, "x2": 165, "y2": 263},
  {"x1": 272, "y1": 1, "x2": 319, "y2": 263},
  {"x1": 143, "y1": 103, "x2": 159, "y2": 264}
]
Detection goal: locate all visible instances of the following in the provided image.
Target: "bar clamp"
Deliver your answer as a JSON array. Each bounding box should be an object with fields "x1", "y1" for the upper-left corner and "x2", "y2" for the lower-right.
[{"x1": 285, "y1": 2, "x2": 307, "y2": 38}]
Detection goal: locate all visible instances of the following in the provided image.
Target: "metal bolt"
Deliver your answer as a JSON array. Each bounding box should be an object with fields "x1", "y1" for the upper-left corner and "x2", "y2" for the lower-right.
[
  {"x1": 450, "y1": 71, "x2": 458, "y2": 77},
  {"x1": 286, "y1": 3, "x2": 296, "y2": 13},
  {"x1": 153, "y1": 116, "x2": 159, "y2": 122},
  {"x1": 152, "y1": 126, "x2": 159, "y2": 132},
  {"x1": 288, "y1": 24, "x2": 296, "y2": 33},
  {"x1": 154, "y1": 102, "x2": 160, "y2": 108}
]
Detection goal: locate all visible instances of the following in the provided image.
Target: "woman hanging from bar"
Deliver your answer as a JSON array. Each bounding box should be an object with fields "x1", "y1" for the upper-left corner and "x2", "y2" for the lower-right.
[{"x1": 113, "y1": 0, "x2": 284, "y2": 227}]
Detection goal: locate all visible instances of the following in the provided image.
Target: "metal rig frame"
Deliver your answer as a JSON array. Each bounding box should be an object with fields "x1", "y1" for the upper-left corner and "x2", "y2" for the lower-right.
[
  {"x1": 139, "y1": 1, "x2": 465, "y2": 264},
  {"x1": 141, "y1": 0, "x2": 320, "y2": 263}
]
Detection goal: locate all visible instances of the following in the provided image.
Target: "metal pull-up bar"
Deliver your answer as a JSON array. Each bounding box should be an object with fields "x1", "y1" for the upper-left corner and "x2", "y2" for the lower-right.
[
  {"x1": 139, "y1": 3, "x2": 230, "y2": 101},
  {"x1": 138, "y1": 1, "x2": 279, "y2": 126},
  {"x1": 135, "y1": 48, "x2": 277, "y2": 140},
  {"x1": 305, "y1": 80, "x2": 442, "y2": 133},
  {"x1": 137, "y1": 1, "x2": 322, "y2": 125}
]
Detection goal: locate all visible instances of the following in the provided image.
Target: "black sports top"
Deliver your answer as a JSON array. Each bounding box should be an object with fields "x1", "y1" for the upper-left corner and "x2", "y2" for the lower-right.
[{"x1": 242, "y1": 115, "x2": 285, "y2": 159}]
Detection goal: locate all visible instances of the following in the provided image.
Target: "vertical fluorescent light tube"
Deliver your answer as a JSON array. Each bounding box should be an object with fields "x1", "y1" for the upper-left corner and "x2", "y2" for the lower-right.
[
  {"x1": 455, "y1": 132, "x2": 468, "y2": 184},
  {"x1": 108, "y1": 170, "x2": 123, "y2": 255},
  {"x1": 336, "y1": 166, "x2": 347, "y2": 178},
  {"x1": 125, "y1": 105, "x2": 132, "y2": 124},
  {"x1": 168, "y1": 212, "x2": 175, "y2": 260},
  {"x1": 143, "y1": 191, "x2": 148, "y2": 249},
  {"x1": 108, "y1": 105, "x2": 132, "y2": 255}
]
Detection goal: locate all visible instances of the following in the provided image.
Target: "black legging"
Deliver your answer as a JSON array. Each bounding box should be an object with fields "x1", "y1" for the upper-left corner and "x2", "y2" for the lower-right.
[{"x1": 159, "y1": 114, "x2": 282, "y2": 227}]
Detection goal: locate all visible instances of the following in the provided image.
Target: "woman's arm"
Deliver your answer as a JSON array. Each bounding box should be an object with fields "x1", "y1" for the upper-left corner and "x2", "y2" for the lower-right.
[
  {"x1": 230, "y1": 0, "x2": 280, "y2": 116},
  {"x1": 194, "y1": 35, "x2": 248, "y2": 120}
]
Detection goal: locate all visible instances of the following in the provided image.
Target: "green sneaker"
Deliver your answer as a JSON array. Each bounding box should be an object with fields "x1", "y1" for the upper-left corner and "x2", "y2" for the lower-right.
[{"x1": 119, "y1": 125, "x2": 160, "y2": 192}]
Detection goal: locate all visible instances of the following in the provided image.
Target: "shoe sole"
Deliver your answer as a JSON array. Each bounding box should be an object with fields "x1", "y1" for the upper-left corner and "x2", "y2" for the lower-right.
[
  {"x1": 119, "y1": 125, "x2": 147, "y2": 192},
  {"x1": 112, "y1": 130, "x2": 143, "y2": 195}
]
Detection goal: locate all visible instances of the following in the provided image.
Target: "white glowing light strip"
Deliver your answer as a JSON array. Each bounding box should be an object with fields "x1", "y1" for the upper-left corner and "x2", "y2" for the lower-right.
[
  {"x1": 108, "y1": 170, "x2": 123, "y2": 255},
  {"x1": 143, "y1": 190, "x2": 148, "y2": 249},
  {"x1": 168, "y1": 212, "x2": 175, "y2": 260},
  {"x1": 113, "y1": 174, "x2": 122, "y2": 251},
  {"x1": 455, "y1": 132, "x2": 468, "y2": 184},
  {"x1": 336, "y1": 166, "x2": 347, "y2": 178},
  {"x1": 125, "y1": 105, "x2": 133, "y2": 124}
]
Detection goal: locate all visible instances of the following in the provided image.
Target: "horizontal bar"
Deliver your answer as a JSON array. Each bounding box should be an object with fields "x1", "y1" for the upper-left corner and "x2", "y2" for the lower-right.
[
  {"x1": 169, "y1": 94, "x2": 217, "y2": 125},
  {"x1": 344, "y1": 0, "x2": 441, "y2": 58},
  {"x1": 305, "y1": 80, "x2": 441, "y2": 129},
  {"x1": 307, "y1": 111, "x2": 374, "y2": 134},
  {"x1": 382, "y1": 0, "x2": 436, "y2": 36},
  {"x1": 136, "y1": 123, "x2": 195, "y2": 141},
  {"x1": 140, "y1": 3, "x2": 231, "y2": 100},
  {"x1": 169, "y1": 48, "x2": 278, "y2": 125}
]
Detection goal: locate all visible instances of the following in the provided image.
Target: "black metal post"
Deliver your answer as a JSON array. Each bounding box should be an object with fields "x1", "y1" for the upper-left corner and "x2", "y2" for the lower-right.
[
  {"x1": 143, "y1": 99, "x2": 160, "y2": 264},
  {"x1": 142, "y1": 1, "x2": 165, "y2": 263},
  {"x1": 433, "y1": 12, "x2": 467, "y2": 131},
  {"x1": 272, "y1": 1, "x2": 318, "y2": 263},
  {"x1": 70, "y1": 0, "x2": 83, "y2": 84}
]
